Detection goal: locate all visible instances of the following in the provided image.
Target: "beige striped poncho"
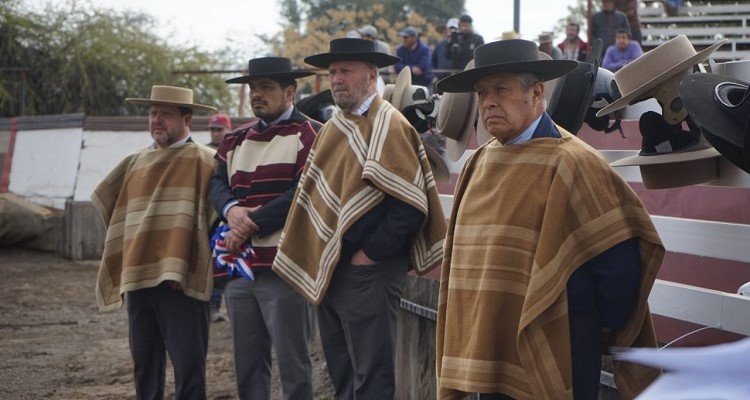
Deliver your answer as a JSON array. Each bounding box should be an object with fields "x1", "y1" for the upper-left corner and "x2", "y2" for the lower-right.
[
  {"x1": 92, "y1": 143, "x2": 218, "y2": 312},
  {"x1": 273, "y1": 96, "x2": 447, "y2": 304},
  {"x1": 436, "y1": 132, "x2": 664, "y2": 399}
]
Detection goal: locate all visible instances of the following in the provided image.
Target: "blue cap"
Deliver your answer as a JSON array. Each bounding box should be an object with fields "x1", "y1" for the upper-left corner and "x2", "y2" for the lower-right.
[{"x1": 398, "y1": 26, "x2": 418, "y2": 37}]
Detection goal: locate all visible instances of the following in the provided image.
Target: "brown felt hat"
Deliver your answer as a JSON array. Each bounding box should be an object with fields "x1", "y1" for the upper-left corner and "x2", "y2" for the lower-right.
[{"x1": 126, "y1": 85, "x2": 216, "y2": 113}]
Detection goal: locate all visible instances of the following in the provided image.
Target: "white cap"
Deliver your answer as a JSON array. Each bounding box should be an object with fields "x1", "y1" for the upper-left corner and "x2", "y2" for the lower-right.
[{"x1": 446, "y1": 18, "x2": 459, "y2": 30}]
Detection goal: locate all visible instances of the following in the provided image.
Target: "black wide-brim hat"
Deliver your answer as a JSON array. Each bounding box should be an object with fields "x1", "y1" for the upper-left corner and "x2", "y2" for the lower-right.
[
  {"x1": 436, "y1": 39, "x2": 578, "y2": 93},
  {"x1": 547, "y1": 39, "x2": 604, "y2": 134},
  {"x1": 680, "y1": 73, "x2": 750, "y2": 172},
  {"x1": 295, "y1": 89, "x2": 336, "y2": 123},
  {"x1": 305, "y1": 38, "x2": 401, "y2": 69},
  {"x1": 226, "y1": 57, "x2": 314, "y2": 84}
]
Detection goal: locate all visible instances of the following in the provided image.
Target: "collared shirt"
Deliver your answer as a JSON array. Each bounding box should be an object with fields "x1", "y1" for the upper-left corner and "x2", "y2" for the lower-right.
[
  {"x1": 353, "y1": 93, "x2": 378, "y2": 116},
  {"x1": 258, "y1": 105, "x2": 294, "y2": 129},
  {"x1": 151, "y1": 134, "x2": 191, "y2": 149},
  {"x1": 504, "y1": 114, "x2": 542, "y2": 145}
]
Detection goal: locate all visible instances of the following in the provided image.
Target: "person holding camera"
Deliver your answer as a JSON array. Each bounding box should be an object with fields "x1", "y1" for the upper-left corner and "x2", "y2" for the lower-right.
[{"x1": 445, "y1": 14, "x2": 484, "y2": 70}]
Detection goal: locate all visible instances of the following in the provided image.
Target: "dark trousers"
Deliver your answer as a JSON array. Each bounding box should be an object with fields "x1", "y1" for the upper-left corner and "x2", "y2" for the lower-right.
[
  {"x1": 316, "y1": 256, "x2": 408, "y2": 400},
  {"x1": 127, "y1": 282, "x2": 210, "y2": 400}
]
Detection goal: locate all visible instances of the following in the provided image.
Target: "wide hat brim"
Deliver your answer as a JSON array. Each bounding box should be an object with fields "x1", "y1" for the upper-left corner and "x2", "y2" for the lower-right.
[
  {"x1": 436, "y1": 39, "x2": 577, "y2": 93},
  {"x1": 305, "y1": 52, "x2": 401, "y2": 69},
  {"x1": 548, "y1": 38, "x2": 604, "y2": 134},
  {"x1": 126, "y1": 98, "x2": 216, "y2": 113},
  {"x1": 680, "y1": 73, "x2": 750, "y2": 171},
  {"x1": 226, "y1": 71, "x2": 315, "y2": 84},
  {"x1": 597, "y1": 39, "x2": 726, "y2": 117},
  {"x1": 423, "y1": 141, "x2": 450, "y2": 183},
  {"x1": 437, "y1": 60, "x2": 478, "y2": 161},
  {"x1": 295, "y1": 89, "x2": 335, "y2": 121},
  {"x1": 609, "y1": 145, "x2": 720, "y2": 166},
  {"x1": 393, "y1": 67, "x2": 412, "y2": 111}
]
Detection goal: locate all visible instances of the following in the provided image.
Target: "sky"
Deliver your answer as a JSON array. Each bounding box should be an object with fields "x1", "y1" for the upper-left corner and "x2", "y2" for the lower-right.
[{"x1": 29, "y1": 0, "x2": 581, "y2": 54}]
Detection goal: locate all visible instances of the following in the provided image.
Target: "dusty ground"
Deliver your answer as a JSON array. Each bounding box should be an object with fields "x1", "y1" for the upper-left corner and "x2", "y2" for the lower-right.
[{"x1": 0, "y1": 248, "x2": 334, "y2": 399}]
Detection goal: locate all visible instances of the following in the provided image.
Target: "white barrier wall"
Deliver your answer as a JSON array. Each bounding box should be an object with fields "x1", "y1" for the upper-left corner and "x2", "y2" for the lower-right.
[
  {"x1": 9, "y1": 128, "x2": 83, "y2": 209},
  {"x1": 73, "y1": 130, "x2": 211, "y2": 202}
]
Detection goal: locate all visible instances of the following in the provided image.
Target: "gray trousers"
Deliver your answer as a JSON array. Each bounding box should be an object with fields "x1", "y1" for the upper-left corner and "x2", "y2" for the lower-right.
[
  {"x1": 224, "y1": 269, "x2": 313, "y2": 400},
  {"x1": 127, "y1": 282, "x2": 209, "y2": 400},
  {"x1": 316, "y1": 256, "x2": 409, "y2": 400}
]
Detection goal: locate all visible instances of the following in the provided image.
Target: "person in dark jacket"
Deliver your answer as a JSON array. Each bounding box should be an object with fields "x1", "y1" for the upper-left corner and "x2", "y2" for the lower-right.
[{"x1": 445, "y1": 14, "x2": 485, "y2": 70}]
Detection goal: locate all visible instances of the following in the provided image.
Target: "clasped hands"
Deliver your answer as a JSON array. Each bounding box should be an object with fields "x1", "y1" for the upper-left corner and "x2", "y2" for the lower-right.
[{"x1": 225, "y1": 205, "x2": 260, "y2": 253}]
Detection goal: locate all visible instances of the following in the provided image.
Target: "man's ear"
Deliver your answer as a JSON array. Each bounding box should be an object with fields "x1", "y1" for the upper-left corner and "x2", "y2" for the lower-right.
[{"x1": 183, "y1": 113, "x2": 192, "y2": 127}]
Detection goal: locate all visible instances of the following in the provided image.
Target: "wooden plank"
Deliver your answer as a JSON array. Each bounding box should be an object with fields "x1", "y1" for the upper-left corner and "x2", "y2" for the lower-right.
[
  {"x1": 651, "y1": 216, "x2": 750, "y2": 263},
  {"x1": 642, "y1": 26, "x2": 749, "y2": 36}
]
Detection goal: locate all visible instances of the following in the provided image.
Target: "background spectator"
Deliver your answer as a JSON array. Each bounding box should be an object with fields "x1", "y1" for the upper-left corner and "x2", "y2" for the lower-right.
[
  {"x1": 558, "y1": 21, "x2": 588, "y2": 61},
  {"x1": 538, "y1": 32, "x2": 563, "y2": 59},
  {"x1": 602, "y1": 28, "x2": 643, "y2": 71},
  {"x1": 446, "y1": 14, "x2": 485, "y2": 70},
  {"x1": 590, "y1": 0, "x2": 630, "y2": 50},
  {"x1": 615, "y1": 0, "x2": 642, "y2": 44},
  {"x1": 433, "y1": 18, "x2": 459, "y2": 82},
  {"x1": 395, "y1": 26, "x2": 434, "y2": 88}
]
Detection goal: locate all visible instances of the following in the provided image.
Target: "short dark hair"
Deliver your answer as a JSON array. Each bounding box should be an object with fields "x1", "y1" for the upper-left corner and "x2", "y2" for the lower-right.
[
  {"x1": 178, "y1": 106, "x2": 192, "y2": 116},
  {"x1": 616, "y1": 28, "x2": 631, "y2": 38},
  {"x1": 274, "y1": 77, "x2": 299, "y2": 90},
  {"x1": 459, "y1": 14, "x2": 473, "y2": 24},
  {"x1": 567, "y1": 22, "x2": 580, "y2": 33}
]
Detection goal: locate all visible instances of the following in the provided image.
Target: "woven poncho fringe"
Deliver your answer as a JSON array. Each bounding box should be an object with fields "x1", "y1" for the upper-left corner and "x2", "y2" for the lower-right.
[
  {"x1": 92, "y1": 144, "x2": 219, "y2": 312},
  {"x1": 436, "y1": 133, "x2": 663, "y2": 399},
  {"x1": 273, "y1": 96, "x2": 447, "y2": 304}
]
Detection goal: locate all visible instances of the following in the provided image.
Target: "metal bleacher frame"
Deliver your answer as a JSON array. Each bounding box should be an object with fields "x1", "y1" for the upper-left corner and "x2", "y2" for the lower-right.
[{"x1": 639, "y1": 0, "x2": 750, "y2": 61}]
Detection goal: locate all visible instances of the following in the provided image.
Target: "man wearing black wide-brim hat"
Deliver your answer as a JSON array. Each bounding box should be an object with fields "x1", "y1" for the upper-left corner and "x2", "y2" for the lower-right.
[
  {"x1": 207, "y1": 56, "x2": 322, "y2": 400},
  {"x1": 271, "y1": 38, "x2": 447, "y2": 398},
  {"x1": 434, "y1": 39, "x2": 665, "y2": 399}
]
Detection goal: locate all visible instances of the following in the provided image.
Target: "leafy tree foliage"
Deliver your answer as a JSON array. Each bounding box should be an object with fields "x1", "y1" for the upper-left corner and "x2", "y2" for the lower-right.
[
  {"x1": 272, "y1": 5, "x2": 448, "y2": 96},
  {"x1": 280, "y1": 0, "x2": 464, "y2": 32},
  {"x1": 0, "y1": 0, "x2": 237, "y2": 117}
]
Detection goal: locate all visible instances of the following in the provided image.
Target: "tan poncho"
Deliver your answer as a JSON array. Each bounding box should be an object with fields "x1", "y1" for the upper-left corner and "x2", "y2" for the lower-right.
[
  {"x1": 273, "y1": 96, "x2": 447, "y2": 304},
  {"x1": 436, "y1": 133, "x2": 663, "y2": 399},
  {"x1": 92, "y1": 143, "x2": 218, "y2": 312}
]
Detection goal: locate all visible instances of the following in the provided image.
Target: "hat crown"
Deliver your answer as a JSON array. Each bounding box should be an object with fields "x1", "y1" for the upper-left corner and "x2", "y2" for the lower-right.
[
  {"x1": 248, "y1": 57, "x2": 295, "y2": 77},
  {"x1": 329, "y1": 38, "x2": 377, "y2": 54},
  {"x1": 149, "y1": 86, "x2": 194, "y2": 105},
  {"x1": 474, "y1": 40, "x2": 542, "y2": 69},
  {"x1": 614, "y1": 35, "x2": 698, "y2": 98}
]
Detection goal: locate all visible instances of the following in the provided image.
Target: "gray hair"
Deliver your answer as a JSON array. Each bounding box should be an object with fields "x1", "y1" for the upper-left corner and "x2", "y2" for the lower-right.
[{"x1": 517, "y1": 72, "x2": 542, "y2": 92}]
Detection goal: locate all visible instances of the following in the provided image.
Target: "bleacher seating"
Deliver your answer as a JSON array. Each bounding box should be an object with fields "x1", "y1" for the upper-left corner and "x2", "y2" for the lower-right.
[{"x1": 640, "y1": 0, "x2": 750, "y2": 61}]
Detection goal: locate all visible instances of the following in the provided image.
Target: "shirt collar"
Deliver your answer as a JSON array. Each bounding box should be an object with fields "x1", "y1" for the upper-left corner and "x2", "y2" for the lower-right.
[
  {"x1": 504, "y1": 114, "x2": 543, "y2": 145},
  {"x1": 353, "y1": 93, "x2": 378, "y2": 116},
  {"x1": 151, "y1": 134, "x2": 191, "y2": 149},
  {"x1": 259, "y1": 105, "x2": 294, "y2": 128}
]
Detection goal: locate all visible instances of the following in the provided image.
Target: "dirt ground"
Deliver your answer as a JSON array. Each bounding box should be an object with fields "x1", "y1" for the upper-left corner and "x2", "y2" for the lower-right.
[{"x1": 0, "y1": 248, "x2": 335, "y2": 399}]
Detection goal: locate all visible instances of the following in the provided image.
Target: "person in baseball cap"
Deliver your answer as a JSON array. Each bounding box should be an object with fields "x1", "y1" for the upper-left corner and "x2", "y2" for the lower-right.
[{"x1": 207, "y1": 113, "x2": 232, "y2": 148}]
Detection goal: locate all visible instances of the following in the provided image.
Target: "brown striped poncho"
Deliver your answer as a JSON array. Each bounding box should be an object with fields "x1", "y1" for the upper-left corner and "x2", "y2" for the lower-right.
[
  {"x1": 272, "y1": 96, "x2": 447, "y2": 304},
  {"x1": 436, "y1": 132, "x2": 664, "y2": 399},
  {"x1": 92, "y1": 143, "x2": 218, "y2": 312}
]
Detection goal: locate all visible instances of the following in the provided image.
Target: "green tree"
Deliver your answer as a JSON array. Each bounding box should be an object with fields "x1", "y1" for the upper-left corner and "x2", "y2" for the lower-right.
[
  {"x1": 0, "y1": 0, "x2": 237, "y2": 117},
  {"x1": 280, "y1": 0, "x2": 464, "y2": 30}
]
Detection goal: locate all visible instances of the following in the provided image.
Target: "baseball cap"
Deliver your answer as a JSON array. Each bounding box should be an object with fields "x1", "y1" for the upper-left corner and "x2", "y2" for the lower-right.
[
  {"x1": 459, "y1": 14, "x2": 473, "y2": 24},
  {"x1": 357, "y1": 25, "x2": 378, "y2": 37},
  {"x1": 208, "y1": 113, "x2": 232, "y2": 130},
  {"x1": 398, "y1": 27, "x2": 418, "y2": 37},
  {"x1": 446, "y1": 18, "x2": 459, "y2": 30}
]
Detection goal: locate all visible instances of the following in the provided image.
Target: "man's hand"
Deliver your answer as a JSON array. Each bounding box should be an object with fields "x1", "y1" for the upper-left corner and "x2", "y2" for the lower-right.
[
  {"x1": 411, "y1": 66, "x2": 423, "y2": 76},
  {"x1": 224, "y1": 229, "x2": 248, "y2": 253},
  {"x1": 350, "y1": 249, "x2": 377, "y2": 266},
  {"x1": 168, "y1": 281, "x2": 183, "y2": 291},
  {"x1": 226, "y1": 205, "x2": 259, "y2": 238}
]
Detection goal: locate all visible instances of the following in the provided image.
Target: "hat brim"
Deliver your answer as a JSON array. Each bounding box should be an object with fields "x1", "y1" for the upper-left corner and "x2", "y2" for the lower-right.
[
  {"x1": 437, "y1": 60, "x2": 479, "y2": 161},
  {"x1": 226, "y1": 71, "x2": 315, "y2": 84},
  {"x1": 609, "y1": 145, "x2": 720, "y2": 166},
  {"x1": 680, "y1": 74, "x2": 747, "y2": 148},
  {"x1": 125, "y1": 98, "x2": 216, "y2": 113},
  {"x1": 305, "y1": 52, "x2": 401, "y2": 69},
  {"x1": 423, "y1": 141, "x2": 450, "y2": 183},
  {"x1": 390, "y1": 67, "x2": 412, "y2": 111},
  {"x1": 295, "y1": 89, "x2": 335, "y2": 120},
  {"x1": 436, "y1": 59, "x2": 578, "y2": 93},
  {"x1": 596, "y1": 40, "x2": 726, "y2": 117},
  {"x1": 681, "y1": 73, "x2": 750, "y2": 172},
  {"x1": 548, "y1": 39, "x2": 604, "y2": 134}
]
